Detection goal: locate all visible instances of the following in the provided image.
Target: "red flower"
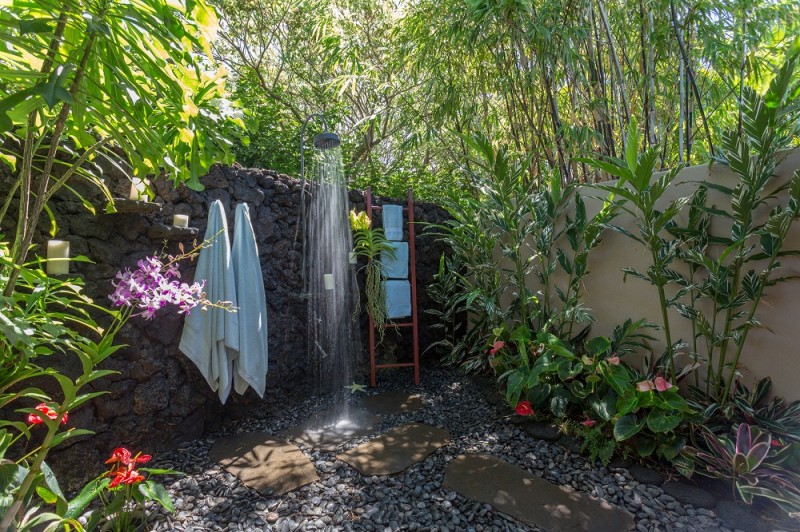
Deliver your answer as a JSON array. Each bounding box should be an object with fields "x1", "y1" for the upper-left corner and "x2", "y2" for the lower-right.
[
  {"x1": 515, "y1": 401, "x2": 534, "y2": 416},
  {"x1": 489, "y1": 341, "x2": 505, "y2": 356},
  {"x1": 27, "y1": 403, "x2": 68, "y2": 425},
  {"x1": 581, "y1": 418, "x2": 597, "y2": 427},
  {"x1": 771, "y1": 439, "x2": 783, "y2": 447},
  {"x1": 108, "y1": 468, "x2": 145, "y2": 489},
  {"x1": 105, "y1": 447, "x2": 151, "y2": 466}
]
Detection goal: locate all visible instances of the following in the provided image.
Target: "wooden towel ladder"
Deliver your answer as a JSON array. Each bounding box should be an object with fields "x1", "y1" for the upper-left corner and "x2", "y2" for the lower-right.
[{"x1": 364, "y1": 186, "x2": 420, "y2": 387}]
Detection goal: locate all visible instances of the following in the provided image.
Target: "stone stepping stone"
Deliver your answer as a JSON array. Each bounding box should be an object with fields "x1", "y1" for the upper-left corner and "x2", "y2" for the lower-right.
[
  {"x1": 208, "y1": 432, "x2": 318, "y2": 496},
  {"x1": 283, "y1": 406, "x2": 381, "y2": 451},
  {"x1": 444, "y1": 454, "x2": 634, "y2": 531},
  {"x1": 337, "y1": 422, "x2": 450, "y2": 476},
  {"x1": 360, "y1": 390, "x2": 426, "y2": 415}
]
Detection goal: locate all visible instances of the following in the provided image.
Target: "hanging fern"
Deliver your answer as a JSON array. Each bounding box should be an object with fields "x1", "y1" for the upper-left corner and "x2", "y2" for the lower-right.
[{"x1": 350, "y1": 210, "x2": 397, "y2": 342}]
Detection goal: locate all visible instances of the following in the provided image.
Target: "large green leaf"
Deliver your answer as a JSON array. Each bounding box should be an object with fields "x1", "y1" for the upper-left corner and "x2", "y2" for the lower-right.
[
  {"x1": 613, "y1": 414, "x2": 644, "y2": 441},
  {"x1": 139, "y1": 480, "x2": 174, "y2": 512},
  {"x1": 645, "y1": 410, "x2": 683, "y2": 433}
]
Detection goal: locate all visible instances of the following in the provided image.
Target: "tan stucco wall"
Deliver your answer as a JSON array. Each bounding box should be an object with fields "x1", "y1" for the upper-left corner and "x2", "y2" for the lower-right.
[{"x1": 529, "y1": 148, "x2": 800, "y2": 401}]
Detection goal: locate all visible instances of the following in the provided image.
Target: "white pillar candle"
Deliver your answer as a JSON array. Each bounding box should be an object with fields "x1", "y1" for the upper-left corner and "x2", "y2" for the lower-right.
[
  {"x1": 349, "y1": 251, "x2": 358, "y2": 264},
  {"x1": 173, "y1": 214, "x2": 190, "y2": 228},
  {"x1": 46, "y1": 240, "x2": 70, "y2": 275},
  {"x1": 323, "y1": 273, "x2": 335, "y2": 290},
  {"x1": 129, "y1": 178, "x2": 148, "y2": 200}
]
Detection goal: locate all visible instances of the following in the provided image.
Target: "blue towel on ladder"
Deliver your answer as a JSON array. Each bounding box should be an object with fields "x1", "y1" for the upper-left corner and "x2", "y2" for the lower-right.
[
  {"x1": 380, "y1": 242, "x2": 408, "y2": 279},
  {"x1": 382, "y1": 205, "x2": 403, "y2": 241},
  {"x1": 385, "y1": 280, "x2": 411, "y2": 318}
]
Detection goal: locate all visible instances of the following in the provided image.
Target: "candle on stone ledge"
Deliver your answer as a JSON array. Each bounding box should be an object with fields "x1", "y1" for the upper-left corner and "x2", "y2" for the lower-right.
[
  {"x1": 173, "y1": 214, "x2": 190, "y2": 228},
  {"x1": 129, "y1": 178, "x2": 148, "y2": 200},
  {"x1": 323, "y1": 273, "x2": 335, "y2": 290},
  {"x1": 46, "y1": 240, "x2": 70, "y2": 275}
]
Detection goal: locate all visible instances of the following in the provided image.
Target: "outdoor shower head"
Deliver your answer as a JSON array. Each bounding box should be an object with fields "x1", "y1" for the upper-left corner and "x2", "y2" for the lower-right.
[{"x1": 313, "y1": 131, "x2": 341, "y2": 151}]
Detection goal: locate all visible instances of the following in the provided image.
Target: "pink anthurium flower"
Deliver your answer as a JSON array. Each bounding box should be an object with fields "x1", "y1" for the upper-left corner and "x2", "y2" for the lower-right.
[
  {"x1": 606, "y1": 356, "x2": 620, "y2": 366},
  {"x1": 653, "y1": 376, "x2": 673, "y2": 392},
  {"x1": 489, "y1": 341, "x2": 505, "y2": 356},
  {"x1": 636, "y1": 380, "x2": 654, "y2": 392},
  {"x1": 581, "y1": 418, "x2": 597, "y2": 427}
]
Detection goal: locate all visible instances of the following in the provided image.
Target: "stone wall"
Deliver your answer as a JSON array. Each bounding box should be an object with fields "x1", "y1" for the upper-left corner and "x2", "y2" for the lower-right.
[{"x1": 7, "y1": 163, "x2": 449, "y2": 486}]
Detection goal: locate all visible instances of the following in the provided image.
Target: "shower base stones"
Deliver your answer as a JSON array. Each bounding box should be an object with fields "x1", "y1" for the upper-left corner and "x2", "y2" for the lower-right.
[
  {"x1": 208, "y1": 433, "x2": 318, "y2": 496},
  {"x1": 359, "y1": 390, "x2": 426, "y2": 415},
  {"x1": 337, "y1": 422, "x2": 450, "y2": 476},
  {"x1": 444, "y1": 453, "x2": 635, "y2": 531},
  {"x1": 282, "y1": 406, "x2": 381, "y2": 451}
]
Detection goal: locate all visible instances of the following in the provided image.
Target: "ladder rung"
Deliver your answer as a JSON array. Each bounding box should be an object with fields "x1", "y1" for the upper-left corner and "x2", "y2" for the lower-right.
[
  {"x1": 376, "y1": 363, "x2": 416, "y2": 369},
  {"x1": 381, "y1": 321, "x2": 413, "y2": 328}
]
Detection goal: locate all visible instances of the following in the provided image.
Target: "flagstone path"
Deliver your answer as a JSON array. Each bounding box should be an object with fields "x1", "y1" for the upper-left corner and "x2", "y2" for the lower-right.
[
  {"x1": 208, "y1": 432, "x2": 318, "y2": 496},
  {"x1": 444, "y1": 453, "x2": 635, "y2": 531},
  {"x1": 211, "y1": 390, "x2": 635, "y2": 530},
  {"x1": 336, "y1": 422, "x2": 450, "y2": 476}
]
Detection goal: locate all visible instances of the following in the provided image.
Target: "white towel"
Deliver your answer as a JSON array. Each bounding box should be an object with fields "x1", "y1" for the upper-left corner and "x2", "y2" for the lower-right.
[
  {"x1": 231, "y1": 203, "x2": 269, "y2": 398},
  {"x1": 380, "y1": 241, "x2": 408, "y2": 279},
  {"x1": 179, "y1": 200, "x2": 239, "y2": 403},
  {"x1": 382, "y1": 205, "x2": 403, "y2": 241},
  {"x1": 384, "y1": 280, "x2": 411, "y2": 318}
]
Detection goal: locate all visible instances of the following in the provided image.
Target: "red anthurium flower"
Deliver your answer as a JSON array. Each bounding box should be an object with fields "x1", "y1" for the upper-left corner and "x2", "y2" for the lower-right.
[
  {"x1": 771, "y1": 439, "x2": 783, "y2": 447},
  {"x1": 489, "y1": 341, "x2": 505, "y2": 356},
  {"x1": 606, "y1": 356, "x2": 620, "y2": 366},
  {"x1": 108, "y1": 468, "x2": 145, "y2": 489},
  {"x1": 106, "y1": 447, "x2": 152, "y2": 466},
  {"x1": 106, "y1": 447, "x2": 132, "y2": 465},
  {"x1": 581, "y1": 418, "x2": 597, "y2": 427},
  {"x1": 515, "y1": 401, "x2": 534, "y2": 416},
  {"x1": 27, "y1": 403, "x2": 68, "y2": 425}
]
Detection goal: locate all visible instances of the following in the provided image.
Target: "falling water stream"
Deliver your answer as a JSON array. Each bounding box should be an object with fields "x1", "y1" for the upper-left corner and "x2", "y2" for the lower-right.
[{"x1": 302, "y1": 145, "x2": 362, "y2": 430}]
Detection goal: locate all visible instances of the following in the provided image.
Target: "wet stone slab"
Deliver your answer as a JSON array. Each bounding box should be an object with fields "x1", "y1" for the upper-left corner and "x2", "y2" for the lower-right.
[
  {"x1": 337, "y1": 422, "x2": 450, "y2": 476},
  {"x1": 208, "y1": 432, "x2": 318, "y2": 496},
  {"x1": 282, "y1": 406, "x2": 381, "y2": 451},
  {"x1": 359, "y1": 390, "x2": 426, "y2": 415},
  {"x1": 444, "y1": 453, "x2": 635, "y2": 531}
]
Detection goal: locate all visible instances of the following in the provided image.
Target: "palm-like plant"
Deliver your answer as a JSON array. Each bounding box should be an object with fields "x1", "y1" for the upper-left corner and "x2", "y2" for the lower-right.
[{"x1": 0, "y1": 0, "x2": 244, "y2": 294}]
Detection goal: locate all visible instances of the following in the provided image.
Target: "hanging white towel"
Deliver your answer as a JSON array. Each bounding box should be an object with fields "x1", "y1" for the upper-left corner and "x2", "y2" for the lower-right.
[
  {"x1": 179, "y1": 200, "x2": 239, "y2": 403},
  {"x1": 384, "y1": 279, "x2": 412, "y2": 318},
  {"x1": 382, "y1": 204, "x2": 403, "y2": 241},
  {"x1": 231, "y1": 203, "x2": 269, "y2": 398},
  {"x1": 380, "y1": 241, "x2": 408, "y2": 279}
]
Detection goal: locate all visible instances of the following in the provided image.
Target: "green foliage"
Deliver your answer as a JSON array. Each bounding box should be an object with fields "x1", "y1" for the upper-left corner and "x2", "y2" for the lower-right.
[
  {"x1": 582, "y1": 121, "x2": 690, "y2": 383},
  {"x1": 214, "y1": 0, "x2": 798, "y2": 195},
  {"x1": 584, "y1": 55, "x2": 800, "y2": 405},
  {"x1": 0, "y1": 0, "x2": 244, "y2": 294},
  {"x1": 424, "y1": 254, "x2": 466, "y2": 361},
  {"x1": 428, "y1": 133, "x2": 610, "y2": 372},
  {"x1": 578, "y1": 424, "x2": 617, "y2": 467}
]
